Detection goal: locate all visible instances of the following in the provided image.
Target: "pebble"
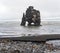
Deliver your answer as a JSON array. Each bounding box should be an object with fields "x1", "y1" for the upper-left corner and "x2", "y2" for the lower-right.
[{"x1": 0, "y1": 39, "x2": 59, "y2": 53}]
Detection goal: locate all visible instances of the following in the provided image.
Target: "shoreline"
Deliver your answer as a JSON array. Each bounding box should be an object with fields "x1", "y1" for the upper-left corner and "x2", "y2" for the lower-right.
[{"x1": 0, "y1": 34, "x2": 60, "y2": 42}]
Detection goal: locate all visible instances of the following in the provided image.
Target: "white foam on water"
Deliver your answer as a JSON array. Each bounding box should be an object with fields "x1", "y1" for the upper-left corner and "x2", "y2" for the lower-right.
[{"x1": 0, "y1": 32, "x2": 8, "y2": 35}]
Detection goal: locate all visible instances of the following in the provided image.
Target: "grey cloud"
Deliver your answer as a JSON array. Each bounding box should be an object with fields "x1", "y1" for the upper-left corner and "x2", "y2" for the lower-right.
[{"x1": 0, "y1": 0, "x2": 60, "y2": 21}]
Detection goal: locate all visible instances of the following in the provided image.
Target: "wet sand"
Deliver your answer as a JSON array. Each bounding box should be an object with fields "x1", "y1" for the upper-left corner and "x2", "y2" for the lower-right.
[{"x1": 0, "y1": 34, "x2": 60, "y2": 42}]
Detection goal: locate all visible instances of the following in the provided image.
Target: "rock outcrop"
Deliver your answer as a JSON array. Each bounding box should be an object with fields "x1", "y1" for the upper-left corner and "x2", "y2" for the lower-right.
[{"x1": 21, "y1": 6, "x2": 41, "y2": 26}]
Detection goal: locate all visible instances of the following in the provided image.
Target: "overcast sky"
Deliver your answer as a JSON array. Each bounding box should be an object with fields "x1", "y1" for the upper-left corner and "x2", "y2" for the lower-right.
[{"x1": 0, "y1": 0, "x2": 60, "y2": 21}]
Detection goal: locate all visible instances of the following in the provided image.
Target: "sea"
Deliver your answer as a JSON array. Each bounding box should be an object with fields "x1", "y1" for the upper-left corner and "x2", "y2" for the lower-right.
[{"x1": 0, "y1": 21, "x2": 60, "y2": 35}]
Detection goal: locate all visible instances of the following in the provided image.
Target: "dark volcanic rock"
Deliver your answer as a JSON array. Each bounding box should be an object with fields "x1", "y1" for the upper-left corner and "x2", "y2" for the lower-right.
[{"x1": 21, "y1": 6, "x2": 41, "y2": 26}]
